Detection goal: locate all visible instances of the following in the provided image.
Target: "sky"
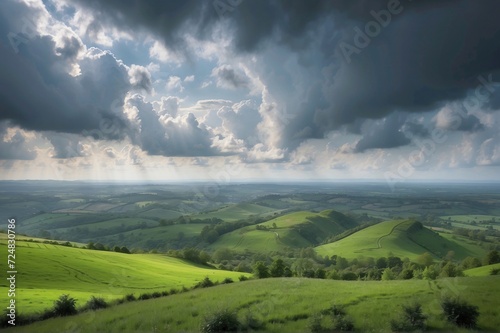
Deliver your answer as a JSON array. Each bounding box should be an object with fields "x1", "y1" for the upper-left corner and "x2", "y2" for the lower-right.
[{"x1": 1, "y1": 0, "x2": 500, "y2": 183}]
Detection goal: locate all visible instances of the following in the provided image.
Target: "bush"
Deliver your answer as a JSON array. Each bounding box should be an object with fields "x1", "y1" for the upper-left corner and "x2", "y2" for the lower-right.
[
  {"x1": 125, "y1": 293, "x2": 136, "y2": 302},
  {"x1": 308, "y1": 314, "x2": 324, "y2": 333},
  {"x1": 84, "y1": 296, "x2": 107, "y2": 311},
  {"x1": 151, "y1": 292, "x2": 162, "y2": 298},
  {"x1": 196, "y1": 276, "x2": 215, "y2": 288},
  {"x1": 390, "y1": 302, "x2": 427, "y2": 332},
  {"x1": 490, "y1": 268, "x2": 500, "y2": 275},
  {"x1": 138, "y1": 293, "x2": 152, "y2": 300},
  {"x1": 53, "y1": 294, "x2": 77, "y2": 316},
  {"x1": 238, "y1": 275, "x2": 249, "y2": 281},
  {"x1": 332, "y1": 316, "x2": 355, "y2": 331},
  {"x1": 441, "y1": 296, "x2": 479, "y2": 328},
  {"x1": 330, "y1": 305, "x2": 354, "y2": 332},
  {"x1": 222, "y1": 277, "x2": 234, "y2": 284},
  {"x1": 200, "y1": 309, "x2": 240, "y2": 333}
]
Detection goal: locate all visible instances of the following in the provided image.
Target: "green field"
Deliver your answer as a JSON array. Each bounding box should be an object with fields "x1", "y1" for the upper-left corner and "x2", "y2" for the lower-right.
[
  {"x1": 208, "y1": 210, "x2": 357, "y2": 253},
  {"x1": 6, "y1": 276, "x2": 500, "y2": 333},
  {"x1": 315, "y1": 220, "x2": 487, "y2": 260},
  {"x1": 464, "y1": 263, "x2": 500, "y2": 277},
  {"x1": 196, "y1": 203, "x2": 278, "y2": 222},
  {"x1": 0, "y1": 237, "x2": 249, "y2": 314}
]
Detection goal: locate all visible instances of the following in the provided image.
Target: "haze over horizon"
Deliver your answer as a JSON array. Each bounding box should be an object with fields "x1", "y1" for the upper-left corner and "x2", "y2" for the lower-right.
[{"x1": 1, "y1": 0, "x2": 500, "y2": 182}]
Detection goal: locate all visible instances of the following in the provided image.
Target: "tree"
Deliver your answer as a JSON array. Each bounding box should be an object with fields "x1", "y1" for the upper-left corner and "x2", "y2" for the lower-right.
[
  {"x1": 460, "y1": 256, "x2": 481, "y2": 270},
  {"x1": 376, "y1": 257, "x2": 387, "y2": 269},
  {"x1": 440, "y1": 262, "x2": 462, "y2": 278},
  {"x1": 213, "y1": 248, "x2": 233, "y2": 263},
  {"x1": 416, "y1": 252, "x2": 434, "y2": 267},
  {"x1": 253, "y1": 261, "x2": 270, "y2": 279},
  {"x1": 120, "y1": 246, "x2": 130, "y2": 254},
  {"x1": 270, "y1": 259, "x2": 286, "y2": 277},
  {"x1": 381, "y1": 268, "x2": 395, "y2": 281},
  {"x1": 113, "y1": 246, "x2": 121, "y2": 252},
  {"x1": 422, "y1": 265, "x2": 439, "y2": 280},
  {"x1": 484, "y1": 250, "x2": 500, "y2": 265}
]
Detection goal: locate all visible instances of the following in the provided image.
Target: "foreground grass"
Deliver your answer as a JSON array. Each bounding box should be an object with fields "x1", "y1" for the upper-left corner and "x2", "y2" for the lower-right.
[
  {"x1": 0, "y1": 237, "x2": 249, "y2": 314},
  {"x1": 6, "y1": 276, "x2": 499, "y2": 332}
]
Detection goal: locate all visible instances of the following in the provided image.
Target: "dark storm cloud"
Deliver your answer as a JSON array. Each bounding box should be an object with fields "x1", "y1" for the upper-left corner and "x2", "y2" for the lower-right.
[
  {"x1": 353, "y1": 114, "x2": 410, "y2": 153},
  {"x1": 71, "y1": 0, "x2": 497, "y2": 151}
]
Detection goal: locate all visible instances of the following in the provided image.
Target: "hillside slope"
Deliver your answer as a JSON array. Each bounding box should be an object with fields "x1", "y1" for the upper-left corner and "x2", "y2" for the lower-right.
[
  {"x1": 315, "y1": 220, "x2": 487, "y2": 260},
  {"x1": 0, "y1": 234, "x2": 249, "y2": 314},
  {"x1": 5, "y1": 277, "x2": 500, "y2": 333},
  {"x1": 464, "y1": 263, "x2": 500, "y2": 277},
  {"x1": 208, "y1": 210, "x2": 358, "y2": 253}
]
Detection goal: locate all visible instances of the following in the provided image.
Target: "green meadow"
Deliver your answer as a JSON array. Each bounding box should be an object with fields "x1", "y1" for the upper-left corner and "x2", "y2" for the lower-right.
[
  {"x1": 0, "y1": 236, "x2": 249, "y2": 314},
  {"x1": 5, "y1": 277, "x2": 499, "y2": 333},
  {"x1": 209, "y1": 210, "x2": 358, "y2": 253},
  {"x1": 315, "y1": 220, "x2": 487, "y2": 260},
  {"x1": 464, "y1": 263, "x2": 500, "y2": 277}
]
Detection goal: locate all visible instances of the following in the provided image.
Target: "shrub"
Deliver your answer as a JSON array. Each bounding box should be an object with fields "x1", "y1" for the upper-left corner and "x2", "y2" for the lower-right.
[
  {"x1": 238, "y1": 275, "x2": 249, "y2": 281},
  {"x1": 196, "y1": 276, "x2": 215, "y2": 288},
  {"x1": 138, "y1": 293, "x2": 152, "y2": 300},
  {"x1": 200, "y1": 309, "x2": 240, "y2": 333},
  {"x1": 222, "y1": 277, "x2": 234, "y2": 284},
  {"x1": 330, "y1": 304, "x2": 354, "y2": 332},
  {"x1": 390, "y1": 303, "x2": 427, "y2": 332},
  {"x1": 441, "y1": 296, "x2": 479, "y2": 328},
  {"x1": 125, "y1": 293, "x2": 136, "y2": 302},
  {"x1": 53, "y1": 294, "x2": 77, "y2": 316},
  {"x1": 161, "y1": 291, "x2": 169, "y2": 296},
  {"x1": 332, "y1": 316, "x2": 355, "y2": 331},
  {"x1": 151, "y1": 292, "x2": 162, "y2": 298},
  {"x1": 490, "y1": 268, "x2": 500, "y2": 275},
  {"x1": 84, "y1": 296, "x2": 107, "y2": 311},
  {"x1": 308, "y1": 314, "x2": 324, "y2": 333}
]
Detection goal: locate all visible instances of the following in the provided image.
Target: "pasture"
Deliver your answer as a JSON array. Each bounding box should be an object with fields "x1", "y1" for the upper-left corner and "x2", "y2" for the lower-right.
[
  {"x1": 0, "y1": 237, "x2": 249, "y2": 314},
  {"x1": 5, "y1": 276, "x2": 500, "y2": 333}
]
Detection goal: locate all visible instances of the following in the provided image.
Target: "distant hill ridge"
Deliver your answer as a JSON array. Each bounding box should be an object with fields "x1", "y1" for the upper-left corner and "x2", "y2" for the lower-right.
[{"x1": 315, "y1": 220, "x2": 486, "y2": 260}]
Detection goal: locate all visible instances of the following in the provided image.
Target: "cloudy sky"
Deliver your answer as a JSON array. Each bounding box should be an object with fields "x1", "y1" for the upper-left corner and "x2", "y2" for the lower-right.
[{"x1": 1, "y1": 0, "x2": 500, "y2": 183}]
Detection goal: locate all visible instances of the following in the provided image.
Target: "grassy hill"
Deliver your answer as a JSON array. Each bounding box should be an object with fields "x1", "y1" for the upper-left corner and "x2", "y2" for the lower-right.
[
  {"x1": 208, "y1": 210, "x2": 357, "y2": 253},
  {"x1": 464, "y1": 263, "x2": 500, "y2": 276},
  {"x1": 5, "y1": 276, "x2": 500, "y2": 333},
  {"x1": 315, "y1": 220, "x2": 487, "y2": 260},
  {"x1": 0, "y1": 234, "x2": 249, "y2": 314},
  {"x1": 195, "y1": 203, "x2": 280, "y2": 222}
]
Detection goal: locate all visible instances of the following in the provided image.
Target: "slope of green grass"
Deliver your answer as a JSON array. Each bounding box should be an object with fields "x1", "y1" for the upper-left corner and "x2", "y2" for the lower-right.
[
  {"x1": 464, "y1": 263, "x2": 500, "y2": 277},
  {"x1": 0, "y1": 236, "x2": 249, "y2": 314},
  {"x1": 6, "y1": 276, "x2": 500, "y2": 333},
  {"x1": 315, "y1": 220, "x2": 487, "y2": 260},
  {"x1": 209, "y1": 210, "x2": 357, "y2": 253}
]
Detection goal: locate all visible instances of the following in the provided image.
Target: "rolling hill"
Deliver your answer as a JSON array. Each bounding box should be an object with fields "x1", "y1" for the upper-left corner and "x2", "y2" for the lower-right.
[
  {"x1": 5, "y1": 276, "x2": 500, "y2": 333},
  {"x1": 0, "y1": 234, "x2": 249, "y2": 314},
  {"x1": 464, "y1": 263, "x2": 500, "y2": 277},
  {"x1": 208, "y1": 210, "x2": 358, "y2": 253},
  {"x1": 315, "y1": 220, "x2": 487, "y2": 260}
]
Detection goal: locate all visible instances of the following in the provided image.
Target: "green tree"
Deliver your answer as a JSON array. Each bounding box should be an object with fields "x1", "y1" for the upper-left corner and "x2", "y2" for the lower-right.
[
  {"x1": 376, "y1": 257, "x2": 387, "y2": 269},
  {"x1": 381, "y1": 268, "x2": 395, "y2": 281},
  {"x1": 253, "y1": 261, "x2": 270, "y2": 279},
  {"x1": 484, "y1": 250, "x2": 500, "y2": 265},
  {"x1": 416, "y1": 252, "x2": 434, "y2": 267},
  {"x1": 440, "y1": 262, "x2": 463, "y2": 278},
  {"x1": 270, "y1": 259, "x2": 286, "y2": 277}
]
